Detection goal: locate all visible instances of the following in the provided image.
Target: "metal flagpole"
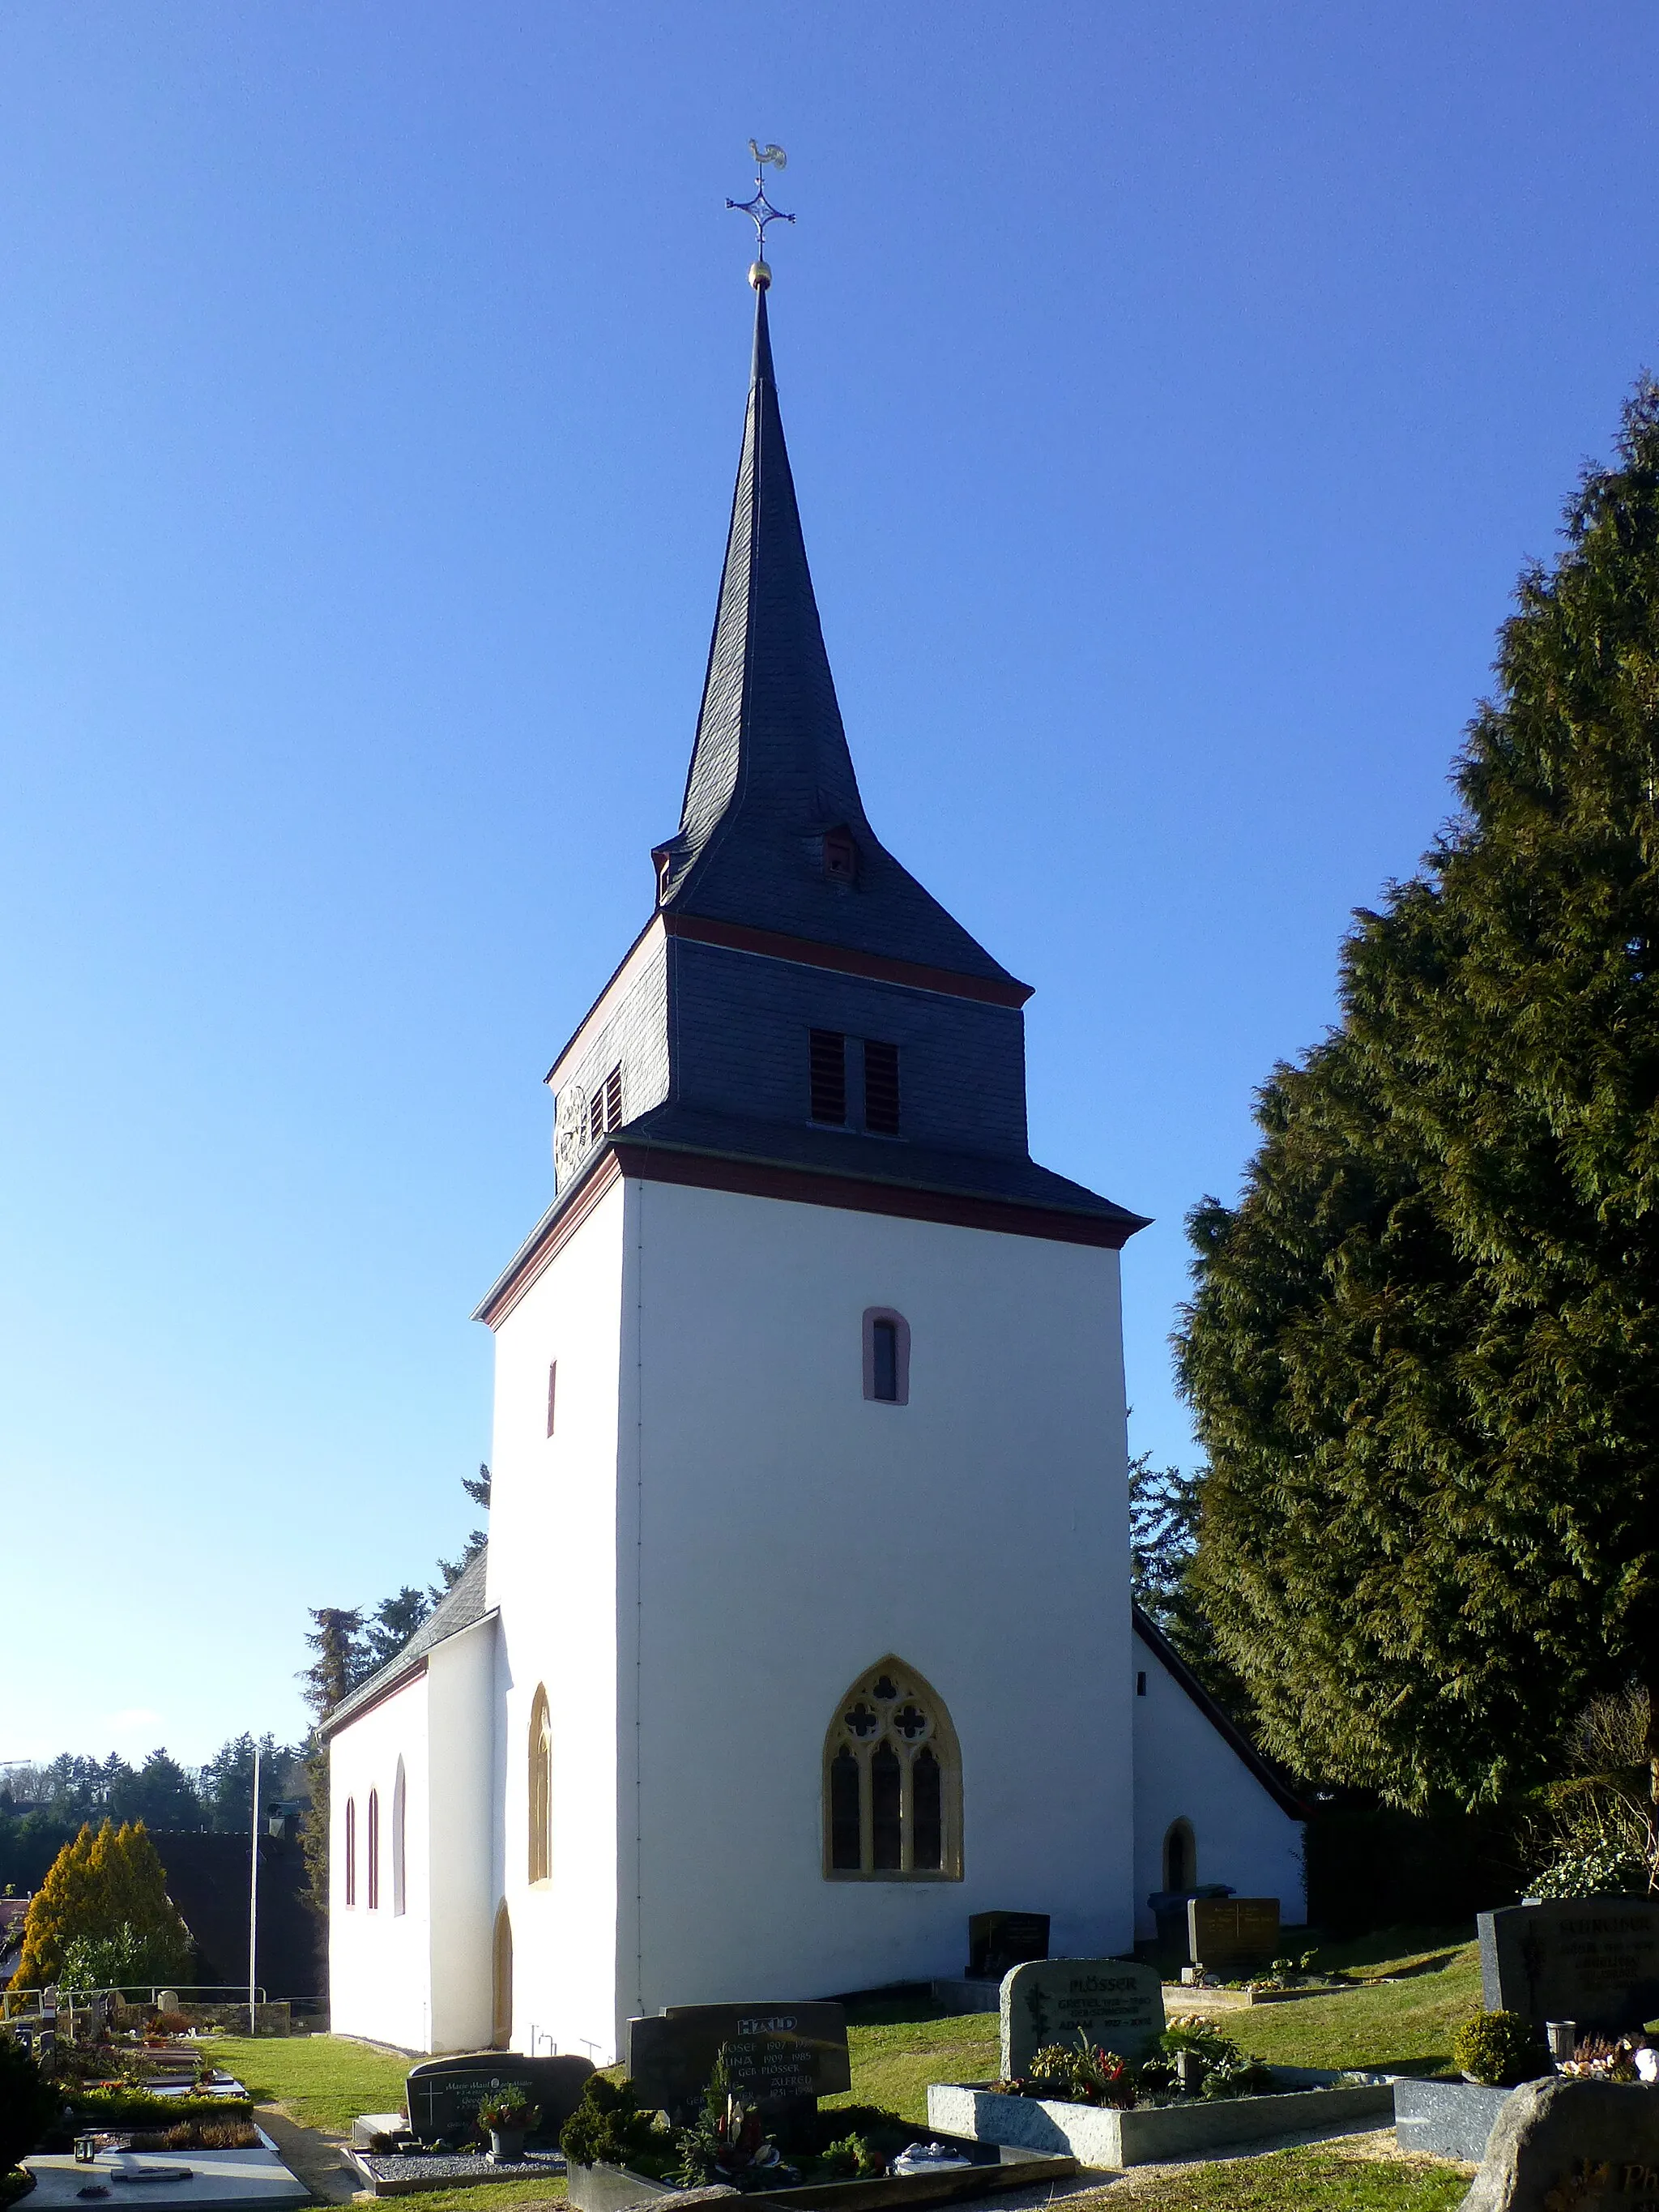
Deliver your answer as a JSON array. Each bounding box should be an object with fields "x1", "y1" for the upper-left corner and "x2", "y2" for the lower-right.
[{"x1": 248, "y1": 1742, "x2": 261, "y2": 2037}]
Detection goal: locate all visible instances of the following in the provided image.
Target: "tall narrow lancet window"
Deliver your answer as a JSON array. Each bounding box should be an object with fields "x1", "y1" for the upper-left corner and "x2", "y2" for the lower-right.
[
  {"x1": 366, "y1": 1789, "x2": 380, "y2": 1911},
  {"x1": 344, "y1": 1797, "x2": 356, "y2": 1907},
  {"x1": 528, "y1": 1687, "x2": 552, "y2": 1885},
  {"x1": 822, "y1": 1659, "x2": 962, "y2": 1880},
  {"x1": 863, "y1": 1309, "x2": 911, "y2": 1405},
  {"x1": 391, "y1": 1760, "x2": 407, "y2": 1916}
]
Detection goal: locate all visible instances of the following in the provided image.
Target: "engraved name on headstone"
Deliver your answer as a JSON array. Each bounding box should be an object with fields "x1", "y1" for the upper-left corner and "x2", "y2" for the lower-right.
[
  {"x1": 627, "y1": 2002, "x2": 851, "y2": 2118},
  {"x1": 1000, "y1": 1958, "x2": 1165, "y2": 2077},
  {"x1": 1187, "y1": 1896, "x2": 1281, "y2": 1975},
  {"x1": 1479, "y1": 1900, "x2": 1659, "y2": 2035},
  {"x1": 404, "y1": 2052, "x2": 595, "y2": 2144}
]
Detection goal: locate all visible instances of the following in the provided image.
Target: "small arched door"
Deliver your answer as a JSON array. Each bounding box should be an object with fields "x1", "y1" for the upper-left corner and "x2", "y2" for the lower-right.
[{"x1": 491, "y1": 1902, "x2": 513, "y2": 2049}]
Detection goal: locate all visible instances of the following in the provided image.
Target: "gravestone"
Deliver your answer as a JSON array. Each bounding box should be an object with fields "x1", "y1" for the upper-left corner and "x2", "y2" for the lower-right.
[
  {"x1": 1000, "y1": 1958, "x2": 1165, "y2": 2077},
  {"x1": 404, "y1": 2052, "x2": 595, "y2": 2146},
  {"x1": 1463, "y1": 2077, "x2": 1659, "y2": 2212},
  {"x1": 967, "y1": 1912, "x2": 1049, "y2": 1983},
  {"x1": 1187, "y1": 1896, "x2": 1280, "y2": 1976},
  {"x1": 627, "y1": 2002, "x2": 851, "y2": 2122},
  {"x1": 1480, "y1": 1900, "x2": 1659, "y2": 2035}
]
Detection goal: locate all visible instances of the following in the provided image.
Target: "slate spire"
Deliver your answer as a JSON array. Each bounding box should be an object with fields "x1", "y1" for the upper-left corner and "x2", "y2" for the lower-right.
[{"x1": 654, "y1": 280, "x2": 1017, "y2": 986}]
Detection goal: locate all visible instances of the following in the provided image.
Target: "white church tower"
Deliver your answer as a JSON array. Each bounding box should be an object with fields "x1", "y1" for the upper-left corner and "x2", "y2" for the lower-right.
[{"x1": 322, "y1": 261, "x2": 1304, "y2": 2062}]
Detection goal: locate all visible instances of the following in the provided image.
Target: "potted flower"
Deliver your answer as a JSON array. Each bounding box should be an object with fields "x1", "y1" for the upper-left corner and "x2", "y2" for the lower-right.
[{"x1": 477, "y1": 2088, "x2": 538, "y2": 2164}]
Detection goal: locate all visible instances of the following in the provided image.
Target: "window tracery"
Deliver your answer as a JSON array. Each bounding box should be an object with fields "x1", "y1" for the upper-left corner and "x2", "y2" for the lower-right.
[{"x1": 822, "y1": 1658, "x2": 962, "y2": 1880}]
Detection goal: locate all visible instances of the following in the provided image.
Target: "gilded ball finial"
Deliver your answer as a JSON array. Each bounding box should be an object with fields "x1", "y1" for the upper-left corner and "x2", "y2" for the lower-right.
[{"x1": 748, "y1": 259, "x2": 771, "y2": 290}]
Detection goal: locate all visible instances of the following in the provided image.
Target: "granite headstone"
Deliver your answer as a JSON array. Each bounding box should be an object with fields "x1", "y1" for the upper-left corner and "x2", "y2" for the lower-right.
[
  {"x1": 627, "y1": 2003, "x2": 851, "y2": 2120},
  {"x1": 1000, "y1": 1958, "x2": 1165, "y2": 2077},
  {"x1": 1187, "y1": 1897, "x2": 1281, "y2": 1976},
  {"x1": 966, "y1": 1913, "x2": 1049, "y2": 1983},
  {"x1": 1462, "y1": 2077, "x2": 1659, "y2": 2212},
  {"x1": 404, "y1": 2052, "x2": 595, "y2": 2146},
  {"x1": 1480, "y1": 1901, "x2": 1659, "y2": 2035}
]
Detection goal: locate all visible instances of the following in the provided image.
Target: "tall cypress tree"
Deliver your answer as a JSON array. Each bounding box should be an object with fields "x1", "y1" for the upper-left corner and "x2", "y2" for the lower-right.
[{"x1": 1177, "y1": 382, "x2": 1659, "y2": 1819}]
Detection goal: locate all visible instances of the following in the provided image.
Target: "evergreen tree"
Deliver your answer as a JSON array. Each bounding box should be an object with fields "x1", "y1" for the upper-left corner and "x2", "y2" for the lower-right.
[
  {"x1": 433, "y1": 1466, "x2": 490, "y2": 1592},
  {"x1": 298, "y1": 1608, "x2": 365, "y2": 1719},
  {"x1": 362, "y1": 1589, "x2": 431, "y2": 1672},
  {"x1": 108, "y1": 1750, "x2": 205, "y2": 1832},
  {"x1": 1176, "y1": 382, "x2": 1659, "y2": 1817},
  {"x1": 10, "y1": 1821, "x2": 190, "y2": 1988}
]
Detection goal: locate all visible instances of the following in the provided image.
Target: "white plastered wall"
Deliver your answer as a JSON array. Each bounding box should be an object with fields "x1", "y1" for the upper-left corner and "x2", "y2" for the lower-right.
[
  {"x1": 486, "y1": 1177, "x2": 626, "y2": 2062},
  {"x1": 427, "y1": 1616, "x2": 498, "y2": 2052},
  {"x1": 328, "y1": 1676, "x2": 433, "y2": 2051},
  {"x1": 1130, "y1": 1631, "x2": 1306, "y2": 1941},
  {"x1": 620, "y1": 1177, "x2": 1134, "y2": 2037}
]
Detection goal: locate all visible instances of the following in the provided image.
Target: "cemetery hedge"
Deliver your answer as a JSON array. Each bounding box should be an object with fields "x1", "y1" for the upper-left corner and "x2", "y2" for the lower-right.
[{"x1": 1176, "y1": 378, "x2": 1659, "y2": 1815}]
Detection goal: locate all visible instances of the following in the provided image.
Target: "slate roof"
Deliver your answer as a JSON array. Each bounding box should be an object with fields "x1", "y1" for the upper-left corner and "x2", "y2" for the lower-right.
[
  {"x1": 617, "y1": 1101, "x2": 1144, "y2": 1228},
  {"x1": 653, "y1": 284, "x2": 1018, "y2": 987},
  {"x1": 322, "y1": 1546, "x2": 493, "y2": 1737}
]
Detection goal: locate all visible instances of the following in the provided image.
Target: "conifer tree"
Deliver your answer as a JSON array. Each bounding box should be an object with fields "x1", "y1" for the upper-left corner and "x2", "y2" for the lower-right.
[
  {"x1": 10, "y1": 1821, "x2": 190, "y2": 1988},
  {"x1": 1177, "y1": 382, "x2": 1659, "y2": 1818}
]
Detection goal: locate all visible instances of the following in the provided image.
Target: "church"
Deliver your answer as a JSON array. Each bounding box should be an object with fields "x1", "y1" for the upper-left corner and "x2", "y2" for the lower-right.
[{"x1": 322, "y1": 254, "x2": 1306, "y2": 2060}]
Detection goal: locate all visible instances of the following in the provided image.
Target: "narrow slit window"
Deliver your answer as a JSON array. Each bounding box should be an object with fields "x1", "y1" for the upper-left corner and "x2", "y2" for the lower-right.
[
  {"x1": 367, "y1": 1789, "x2": 380, "y2": 1911},
  {"x1": 863, "y1": 1040, "x2": 900, "y2": 1136},
  {"x1": 824, "y1": 828, "x2": 856, "y2": 882},
  {"x1": 870, "y1": 1745, "x2": 902, "y2": 1871},
  {"x1": 344, "y1": 1797, "x2": 356, "y2": 1907},
  {"x1": 863, "y1": 1309, "x2": 911, "y2": 1405},
  {"x1": 546, "y1": 1361, "x2": 557, "y2": 1438},
  {"x1": 1137, "y1": 1671, "x2": 1148, "y2": 1697},
  {"x1": 809, "y1": 1030, "x2": 847, "y2": 1125},
  {"x1": 391, "y1": 1761, "x2": 407, "y2": 1915},
  {"x1": 872, "y1": 1319, "x2": 898, "y2": 1403}
]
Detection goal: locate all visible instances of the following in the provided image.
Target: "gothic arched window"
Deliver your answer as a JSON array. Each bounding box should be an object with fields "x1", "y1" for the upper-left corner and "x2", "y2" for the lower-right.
[
  {"x1": 823, "y1": 1658, "x2": 962, "y2": 1880},
  {"x1": 528, "y1": 1687, "x2": 552, "y2": 1885},
  {"x1": 391, "y1": 1759, "x2": 407, "y2": 1916},
  {"x1": 344, "y1": 1796, "x2": 356, "y2": 1907},
  {"x1": 1162, "y1": 1817, "x2": 1196, "y2": 1893},
  {"x1": 367, "y1": 1789, "x2": 380, "y2": 1910}
]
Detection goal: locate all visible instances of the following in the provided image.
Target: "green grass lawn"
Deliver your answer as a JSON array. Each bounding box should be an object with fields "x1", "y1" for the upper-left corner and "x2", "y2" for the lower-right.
[
  {"x1": 203, "y1": 2034, "x2": 413, "y2": 2134},
  {"x1": 1094, "y1": 2146, "x2": 1469, "y2": 2210},
  {"x1": 1199, "y1": 1930, "x2": 1483, "y2": 2077}
]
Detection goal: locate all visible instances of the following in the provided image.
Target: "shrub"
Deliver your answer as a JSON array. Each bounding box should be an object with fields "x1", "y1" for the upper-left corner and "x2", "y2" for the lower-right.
[
  {"x1": 821, "y1": 2134, "x2": 881, "y2": 2177},
  {"x1": 0, "y1": 2033, "x2": 60, "y2": 2176},
  {"x1": 1525, "y1": 1842, "x2": 1649, "y2": 1901},
  {"x1": 558, "y1": 2077, "x2": 664, "y2": 2172},
  {"x1": 1452, "y1": 2010, "x2": 1546, "y2": 2087}
]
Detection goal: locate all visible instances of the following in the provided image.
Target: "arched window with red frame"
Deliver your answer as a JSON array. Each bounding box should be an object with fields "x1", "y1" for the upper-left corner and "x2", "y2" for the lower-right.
[
  {"x1": 367, "y1": 1788, "x2": 380, "y2": 1910},
  {"x1": 344, "y1": 1796, "x2": 356, "y2": 1907}
]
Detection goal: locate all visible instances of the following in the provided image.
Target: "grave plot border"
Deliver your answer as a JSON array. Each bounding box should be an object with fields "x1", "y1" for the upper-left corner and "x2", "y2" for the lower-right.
[
  {"x1": 925, "y1": 2077, "x2": 1395, "y2": 2169},
  {"x1": 565, "y1": 2137, "x2": 1076, "y2": 2212}
]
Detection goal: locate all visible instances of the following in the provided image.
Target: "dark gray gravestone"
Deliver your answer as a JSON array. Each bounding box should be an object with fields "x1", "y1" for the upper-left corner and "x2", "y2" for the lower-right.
[
  {"x1": 966, "y1": 1913, "x2": 1049, "y2": 1983},
  {"x1": 1480, "y1": 1901, "x2": 1659, "y2": 2035},
  {"x1": 404, "y1": 2052, "x2": 594, "y2": 2145},
  {"x1": 627, "y1": 2003, "x2": 851, "y2": 2120},
  {"x1": 1000, "y1": 1958, "x2": 1165, "y2": 2077},
  {"x1": 1463, "y1": 2078, "x2": 1659, "y2": 2212},
  {"x1": 1393, "y1": 2078, "x2": 1514, "y2": 2163},
  {"x1": 1187, "y1": 1896, "x2": 1280, "y2": 1975}
]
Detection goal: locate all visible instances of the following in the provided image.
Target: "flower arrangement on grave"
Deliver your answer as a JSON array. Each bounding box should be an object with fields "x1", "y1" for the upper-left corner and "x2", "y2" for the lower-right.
[
  {"x1": 672, "y1": 2049, "x2": 800, "y2": 2193},
  {"x1": 1452, "y1": 2009, "x2": 1549, "y2": 2087},
  {"x1": 476, "y1": 2087, "x2": 539, "y2": 2131},
  {"x1": 820, "y1": 2131, "x2": 884, "y2": 2178},
  {"x1": 1555, "y1": 2033, "x2": 1653, "y2": 2082},
  {"x1": 990, "y1": 2034, "x2": 1137, "y2": 2109}
]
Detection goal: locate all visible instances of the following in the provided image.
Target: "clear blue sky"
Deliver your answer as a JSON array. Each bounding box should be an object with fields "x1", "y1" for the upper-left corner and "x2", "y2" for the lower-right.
[{"x1": 3, "y1": 3, "x2": 1656, "y2": 1764}]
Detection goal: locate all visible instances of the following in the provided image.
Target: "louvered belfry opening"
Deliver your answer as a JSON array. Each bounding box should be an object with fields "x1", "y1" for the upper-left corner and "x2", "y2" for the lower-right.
[
  {"x1": 863, "y1": 1040, "x2": 900, "y2": 1135},
  {"x1": 809, "y1": 1029, "x2": 847, "y2": 1124}
]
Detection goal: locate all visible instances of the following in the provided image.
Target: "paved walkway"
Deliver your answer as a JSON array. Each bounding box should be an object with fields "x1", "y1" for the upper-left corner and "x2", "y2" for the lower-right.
[{"x1": 254, "y1": 2109, "x2": 359, "y2": 2205}]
